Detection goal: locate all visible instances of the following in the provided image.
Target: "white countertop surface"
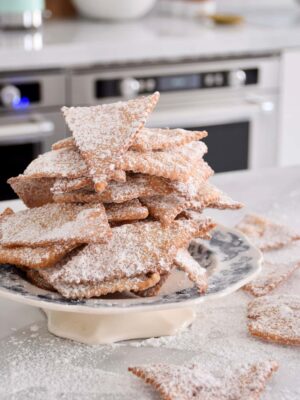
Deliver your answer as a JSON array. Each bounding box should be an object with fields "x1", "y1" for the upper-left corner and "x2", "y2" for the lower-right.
[
  {"x1": 1, "y1": 8, "x2": 300, "y2": 72},
  {"x1": 0, "y1": 165, "x2": 300, "y2": 399}
]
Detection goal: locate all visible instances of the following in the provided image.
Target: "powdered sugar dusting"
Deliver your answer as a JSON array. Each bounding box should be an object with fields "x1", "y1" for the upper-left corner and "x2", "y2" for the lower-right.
[
  {"x1": 129, "y1": 360, "x2": 278, "y2": 400},
  {"x1": 51, "y1": 128, "x2": 206, "y2": 154},
  {"x1": 8, "y1": 175, "x2": 55, "y2": 208},
  {"x1": 0, "y1": 203, "x2": 110, "y2": 247},
  {"x1": 53, "y1": 173, "x2": 174, "y2": 204},
  {"x1": 171, "y1": 160, "x2": 214, "y2": 199},
  {"x1": 24, "y1": 148, "x2": 89, "y2": 178},
  {"x1": 0, "y1": 324, "x2": 154, "y2": 399},
  {"x1": 236, "y1": 214, "x2": 300, "y2": 251},
  {"x1": 53, "y1": 273, "x2": 160, "y2": 299},
  {"x1": 140, "y1": 181, "x2": 239, "y2": 227},
  {"x1": 131, "y1": 128, "x2": 207, "y2": 152},
  {"x1": 105, "y1": 199, "x2": 149, "y2": 222},
  {"x1": 40, "y1": 220, "x2": 198, "y2": 286},
  {"x1": 248, "y1": 294, "x2": 300, "y2": 346},
  {"x1": 62, "y1": 93, "x2": 159, "y2": 189},
  {"x1": 174, "y1": 248, "x2": 207, "y2": 293},
  {"x1": 119, "y1": 141, "x2": 208, "y2": 182},
  {"x1": 243, "y1": 260, "x2": 300, "y2": 297}
]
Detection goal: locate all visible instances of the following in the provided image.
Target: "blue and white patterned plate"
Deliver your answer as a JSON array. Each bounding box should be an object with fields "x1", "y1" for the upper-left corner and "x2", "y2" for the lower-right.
[{"x1": 0, "y1": 226, "x2": 262, "y2": 314}]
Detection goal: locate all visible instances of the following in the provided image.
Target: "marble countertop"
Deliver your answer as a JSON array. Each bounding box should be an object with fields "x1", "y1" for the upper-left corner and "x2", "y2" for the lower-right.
[
  {"x1": 0, "y1": 166, "x2": 299, "y2": 399},
  {"x1": 1, "y1": 9, "x2": 300, "y2": 72}
]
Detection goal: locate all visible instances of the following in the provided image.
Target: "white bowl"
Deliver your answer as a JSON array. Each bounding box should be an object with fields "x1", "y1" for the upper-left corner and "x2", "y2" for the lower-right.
[{"x1": 72, "y1": 0, "x2": 157, "y2": 20}]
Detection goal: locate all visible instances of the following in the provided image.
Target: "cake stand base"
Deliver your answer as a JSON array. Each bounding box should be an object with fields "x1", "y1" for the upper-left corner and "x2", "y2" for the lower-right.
[{"x1": 44, "y1": 307, "x2": 196, "y2": 344}]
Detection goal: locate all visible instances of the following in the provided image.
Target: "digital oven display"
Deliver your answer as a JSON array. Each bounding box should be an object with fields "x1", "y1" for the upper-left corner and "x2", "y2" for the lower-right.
[{"x1": 158, "y1": 74, "x2": 201, "y2": 92}]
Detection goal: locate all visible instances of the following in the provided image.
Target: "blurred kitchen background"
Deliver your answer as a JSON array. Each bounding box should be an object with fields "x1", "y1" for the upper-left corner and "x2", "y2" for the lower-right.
[{"x1": 0, "y1": 0, "x2": 299, "y2": 200}]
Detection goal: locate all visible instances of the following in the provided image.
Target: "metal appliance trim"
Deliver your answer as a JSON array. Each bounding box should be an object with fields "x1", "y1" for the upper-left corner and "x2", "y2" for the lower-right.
[{"x1": 0, "y1": 10, "x2": 42, "y2": 29}]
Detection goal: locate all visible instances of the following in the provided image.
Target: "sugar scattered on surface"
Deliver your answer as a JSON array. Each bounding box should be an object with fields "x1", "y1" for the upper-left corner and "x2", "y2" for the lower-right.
[
  {"x1": 1, "y1": 280, "x2": 299, "y2": 399},
  {"x1": 30, "y1": 324, "x2": 39, "y2": 332},
  {"x1": 1, "y1": 169, "x2": 300, "y2": 399},
  {"x1": 0, "y1": 323, "x2": 154, "y2": 399}
]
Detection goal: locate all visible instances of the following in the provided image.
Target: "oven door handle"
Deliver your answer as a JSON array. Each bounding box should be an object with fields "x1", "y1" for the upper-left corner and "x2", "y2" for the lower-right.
[
  {"x1": 245, "y1": 95, "x2": 275, "y2": 113},
  {"x1": 149, "y1": 97, "x2": 275, "y2": 127},
  {"x1": 0, "y1": 118, "x2": 55, "y2": 142}
]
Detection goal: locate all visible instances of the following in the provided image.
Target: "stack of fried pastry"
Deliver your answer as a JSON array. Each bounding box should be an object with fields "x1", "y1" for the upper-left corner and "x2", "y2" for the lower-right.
[{"x1": 0, "y1": 92, "x2": 242, "y2": 299}]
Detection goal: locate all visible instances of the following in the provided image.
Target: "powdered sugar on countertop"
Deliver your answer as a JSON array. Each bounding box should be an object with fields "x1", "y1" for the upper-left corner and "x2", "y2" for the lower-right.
[
  {"x1": 1, "y1": 166, "x2": 300, "y2": 399},
  {"x1": 1, "y1": 274, "x2": 299, "y2": 399}
]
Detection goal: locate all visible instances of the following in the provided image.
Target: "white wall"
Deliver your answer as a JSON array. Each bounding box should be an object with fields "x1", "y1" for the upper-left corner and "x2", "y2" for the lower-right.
[{"x1": 278, "y1": 50, "x2": 300, "y2": 167}]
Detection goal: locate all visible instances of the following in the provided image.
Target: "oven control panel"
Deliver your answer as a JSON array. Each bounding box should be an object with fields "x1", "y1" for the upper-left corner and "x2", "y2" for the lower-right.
[
  {"x1": 0, "y1": 74, "x2": 66, "y2": 112},
  {"x1": 0, "y1": 82, "x2": 41, "y2": 109},
  {"x1": 95, "y1": 68, "x2": 259, "y2": 99}
]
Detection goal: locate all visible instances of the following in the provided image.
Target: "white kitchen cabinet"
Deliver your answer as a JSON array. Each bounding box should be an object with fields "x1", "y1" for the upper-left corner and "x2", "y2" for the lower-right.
[{"x1": 278, "y1": 49, "x2": 300, "y2": 166}]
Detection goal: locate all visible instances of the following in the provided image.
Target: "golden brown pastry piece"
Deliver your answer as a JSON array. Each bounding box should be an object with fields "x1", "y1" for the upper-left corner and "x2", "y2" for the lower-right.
[
  {"x1": 248, "y1": 294, "x2": 300, "y2": 346},
  {"x1": 0, "y1": 203, "x2": 110, "y2": 247},
  {"x1": 62, "y1": 93, "x2": 159, "y2": 192},
  {"x1": 129, "y1": 360, "x2": 278, "y2": 400}
]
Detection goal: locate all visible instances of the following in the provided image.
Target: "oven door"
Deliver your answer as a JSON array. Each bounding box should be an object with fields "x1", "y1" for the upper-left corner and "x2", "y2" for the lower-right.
[
  {"x1": 148, "y1": 93, "x2": 278, "y2": 173},
  {"x1": 0, "y1": 112, "x2": 66, "y2": 200}
]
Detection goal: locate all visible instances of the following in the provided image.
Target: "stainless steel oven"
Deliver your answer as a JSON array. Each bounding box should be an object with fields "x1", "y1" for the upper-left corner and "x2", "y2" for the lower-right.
[
  {"x1": 0, "y1": 72, "x2": 67, "y2": 200},
  {"x1": 71, "y1": 56, "x2": 280, "y2": 173}
]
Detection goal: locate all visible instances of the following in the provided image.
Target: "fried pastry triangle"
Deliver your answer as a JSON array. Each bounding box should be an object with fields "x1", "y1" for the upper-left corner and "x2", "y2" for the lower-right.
[
  {"x1": 141, "y1": 182, "x2": 241, "y2": 227},
  {"x1": 0, "y1": 209, "x2": 77, "y2": 269},
  {"x1": 174, "y1": 248, "x2": 208, "y2": 293},
  {"x1": 51, "y1": 172, "x2": 126, "y2": 195},
  {"x1": 26, "y1": 269, "x2": 55, "y2": 291},
  {"x1": 23, "y1": 147, "x2": 126, "y2": 186},
  {"x1": 170, "y1": 160, "x2": 214, "y2": 199},
  {"x1": 52, "y1": 128, "x2": 207, "y2": 153},
  {"x1": 140, "y1": 194, "x2": 193, "y2": 226},
  {"x1": 62, "y1": 92, "x2": 159, "y2": 192},
  {"x1": 8, "y1": 175, "x2": 55, "y2": 208},
  {"x1": 136, "y1": 272, "x2": 171, "y2": 297},
  {"x1": 131, "y1": 128, "x2": 207, "y2": 152},
  {"x1": 0, "y1": 242, "x2": 76, "y2": 269},
  {"x1": 52, "y1": 137, "x2": 75, "y2": 151},
  {"x1": 111, "y1": 169, "x2": 126, "y2": 183},
  {"x1": 105, "y1": 199, "x2": 148, "y2": 223},
  {"x1": 39, "y1": 220, "x2": 199, "y2": 286},
  {"x1": 208, "y1": 186, "x2": 243, "y2": 210},
  {"x1": 0, "y1": 203, "x2": 110, "y2": 247},
  {"x1": 118, "y1": 141, "x2": 207, "y2": 182},
  {"x1": 24, "y1": 147, "x2": 89, "y2": 179},
  {"x1": 51, "y1": 177, "x2": 93, "y2": 193},
  {"x1": 194, "y1": 182, "x2": 243, "y2": 210},
  {"x1": 53, "y1": 174, "x2": 174, "y2": 204},
  {"x1": 51, "y1": 272, "x2": 161, "y2": 299},
  {"x1": 177, "y1": 212, "x2": 216, "y2": 239},
  {"x1": 248, "y1": 294, "x2": 300, "y2": 346},
  {"x1": 129, "y1": 360, "x2": 278, "y2": 400},
  {"x1": 236, "y1": 214, "x2": 300, "y2": 251},
  {"x1": 243, "y1": 260, "x2": 300, "y2": 297},
  {"x1": 0, "y1": 207, "x2": 14, "y2": 221}
]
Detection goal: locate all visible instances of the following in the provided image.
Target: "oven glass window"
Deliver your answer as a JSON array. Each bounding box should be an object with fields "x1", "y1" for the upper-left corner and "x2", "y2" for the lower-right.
[
  {"x1": 0, "y1": 143, "x2": 41, "y2": 200},
  {"x1": 191, "y1": 121, "x2": 249, "y2": 173}
]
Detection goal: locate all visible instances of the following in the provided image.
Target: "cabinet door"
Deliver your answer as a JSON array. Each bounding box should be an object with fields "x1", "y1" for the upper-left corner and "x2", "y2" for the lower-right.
[{"x1": 279, "y1": 50, "x2": 300, "y2": 166}]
